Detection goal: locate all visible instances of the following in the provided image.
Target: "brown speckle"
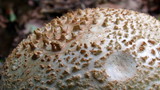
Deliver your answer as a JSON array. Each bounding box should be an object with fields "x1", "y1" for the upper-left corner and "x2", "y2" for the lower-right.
[
  {"x1": 72, "y1": 66, "x2": 80, "y2": 72},
  {"x1": 151, "y1": 49, "x2": 156, "y2": 55},
  {"x1": 156, "y1": 47, "x2": 160, "y2": 51},
  {"x1": 91, "y1": 70, "x2": 108, "y2": 83},
  {"x1": 148, "y1": 40, "x2": 156, "y2": 45},
  {"x1": 76, "y1": 45, "x2": 81, "y2": 51},
  {"x1": 90, "y1": 50, "x2": 102, "y2": 55},
  {"x1": 138, "y1": 46, "x2": 145, "y2": 52},
  {"x1": 82, "y1": 63, "x2": 89, "y2": 68},
  {"x1": 80, "y1": 50, "x2": 86, "y2": 54},
  {"x1": 141, "y1": 56, "x2": 148, "y2": 62},
  {"x1": 73, "y1": 25, "x2": 81, "y2": 31},
  {"x1": 32, "y1": 51, "x2": 42, "y2": 60},
  {"x1": 40, "y1": 64, "x2": 45, "y2": 69},
  {"x1": 51, "y1": 42, "x2": 61, "y2": 51}
]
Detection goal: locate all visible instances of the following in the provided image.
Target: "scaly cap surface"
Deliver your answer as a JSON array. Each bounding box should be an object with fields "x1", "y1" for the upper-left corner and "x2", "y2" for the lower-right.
[{"x1": 1, "y1": 8, "x2": 160, "y2": 89}]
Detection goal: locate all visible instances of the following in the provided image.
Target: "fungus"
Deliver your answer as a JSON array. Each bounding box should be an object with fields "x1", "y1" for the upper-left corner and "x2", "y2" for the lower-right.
[{"x1": 1, "y1": 8, "x2": 160, "y2": 89}]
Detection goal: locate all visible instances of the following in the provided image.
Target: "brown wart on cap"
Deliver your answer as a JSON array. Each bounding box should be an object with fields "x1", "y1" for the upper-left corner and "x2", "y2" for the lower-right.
[{"x1": 1, "y1": 8, "x2": 160, "y2": 89}]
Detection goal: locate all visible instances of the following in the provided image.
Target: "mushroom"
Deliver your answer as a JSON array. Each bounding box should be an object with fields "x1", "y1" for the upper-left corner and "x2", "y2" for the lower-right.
[{"x1": 1, "y1": 8, "x2": 160, "y2": 89}]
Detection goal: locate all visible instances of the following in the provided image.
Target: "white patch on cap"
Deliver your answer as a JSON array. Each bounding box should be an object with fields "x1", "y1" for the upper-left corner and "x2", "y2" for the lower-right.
[{"x1": 105, "y1": 51, "x2": 137, "y2": 81}]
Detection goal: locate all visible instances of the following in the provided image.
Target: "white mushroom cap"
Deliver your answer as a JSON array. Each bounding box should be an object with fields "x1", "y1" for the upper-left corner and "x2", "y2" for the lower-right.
[{"x1": 1, "y1": 8, "x2": 160, "y2": 89}]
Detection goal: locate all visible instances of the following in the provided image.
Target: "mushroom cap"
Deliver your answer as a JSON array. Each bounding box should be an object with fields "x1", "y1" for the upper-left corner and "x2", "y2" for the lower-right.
[{"x1": 1, "y1": 8, "x2": 160, "y2": 89}]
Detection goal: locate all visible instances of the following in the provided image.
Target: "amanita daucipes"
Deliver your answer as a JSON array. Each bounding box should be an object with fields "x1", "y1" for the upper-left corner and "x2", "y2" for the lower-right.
[{"x1": 1, "y1": 8, "x2": 160, "y2": 89}]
